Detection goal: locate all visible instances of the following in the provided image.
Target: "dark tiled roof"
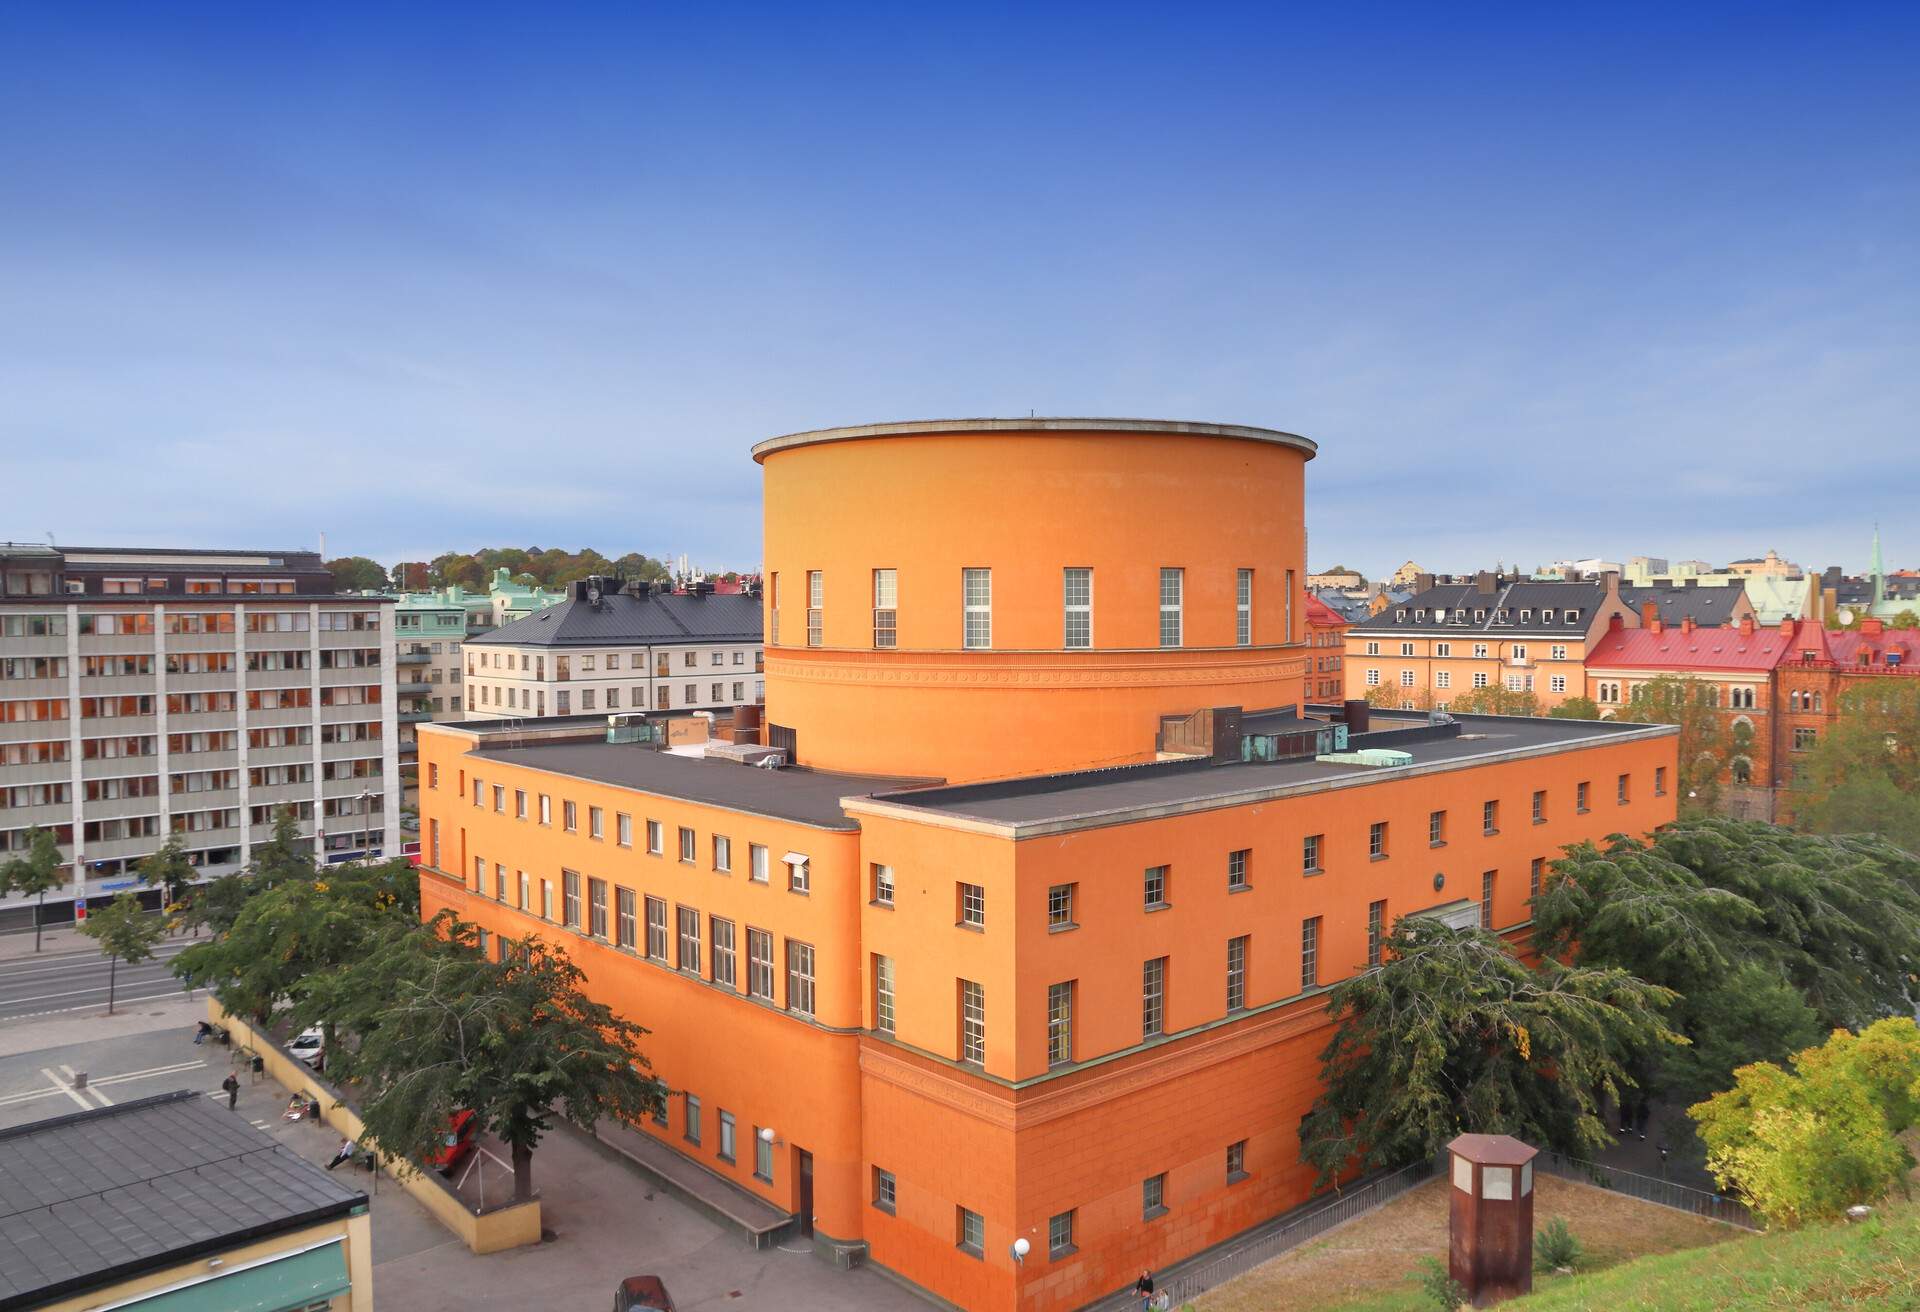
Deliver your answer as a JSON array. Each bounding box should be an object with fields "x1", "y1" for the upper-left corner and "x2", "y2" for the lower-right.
[
  {"x1": 0, "y1": 1092, "x2": 364, "y2": 1308},
  {"x1": 1350, "y1": 580, "x2": 1607, "y2": 635},
  {"x1": 467, "y1": 741, "x2": 923, "y2": 830},
  {"x1": 1619, "y1": 587, "x2": 1747, "y2": 626},
  {"x1": 466, "y1": 591, "x2": 762, "y2": 648}
]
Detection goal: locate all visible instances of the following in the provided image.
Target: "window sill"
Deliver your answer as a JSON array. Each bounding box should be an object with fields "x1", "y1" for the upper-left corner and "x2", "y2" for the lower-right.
[
  {"x1": 956, "y1": 922, "x2": 984, "y2": 933},
  {"x1": 870, "y1": 899, "x2": 895, "y2": 910},
  {"x1": 1144, "y1": 902, "x2": 1172, "y2": 914},
  {"x1": 957, "y1": 1243, "x2": 983, "y2": 1260},
  {"x1": 1483, "y1": 829, "x2": 1499, "y2": 837},
  {"x1": 1048, "y1": 921, "x2": 1078, "y2": 934},
  {"x1": 1575, "y1": 807, "x2": 1589, "y2": 815},
  {"x1": 1368, "y1": 853, "x2": 1388, "y2": 863},
  {"x1": 873, "y1": 1199, "x2": 896, "y2": 1215},
  {"x1": 1303, "y1": 867, "x2": 1324, "y2": 878},
  {"x1": 1228, "y1": 883, "x2": 1251, "y2": 895},
  {"x1": 754, "y1": 1172, "x2": 772, "y2": 1185},
  {"x1": 1143, "y1": 1205, "x2": 1169, "y2": 1222},
  {"x1": 1049, "y1": 1244, "x2": 1077, "y2": 1261},
  {"x1": 1533, "y1": 818, "x2": 1547, "y2": 826},
  {"x1": 1227, "y1": 1169, "x2": 1250, "y2": 1185},
  {"x1": 789, "y1": 888, "x2": 810, "y2": 898},
  {"x1": 1429, "y1": 840, "x2": 1446, "y2": 849},
  {"x1": 717, "y1": 1153, "x2": 735, "y2": 1166}
]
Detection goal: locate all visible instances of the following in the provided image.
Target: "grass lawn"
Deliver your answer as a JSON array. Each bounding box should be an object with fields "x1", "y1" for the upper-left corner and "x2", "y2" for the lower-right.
[{"x1": 1193, "y1": 1174, "x2": 1737, "y2": 1312}]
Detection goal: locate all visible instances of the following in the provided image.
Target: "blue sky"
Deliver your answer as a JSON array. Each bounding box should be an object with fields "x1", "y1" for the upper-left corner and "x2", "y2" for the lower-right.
[{"x1": 2, "y1": 2, "x2": 1914, "y2": 579}]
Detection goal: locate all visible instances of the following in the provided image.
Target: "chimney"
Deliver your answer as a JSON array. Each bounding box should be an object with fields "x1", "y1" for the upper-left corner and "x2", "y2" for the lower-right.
[
  {"x1": 1862, "y1": 616, "x2": 1886, "y2": 636},
  {"x1": 1415, "y1": 572, "x2": 1434, "y2": 593},
  {"x1": 1476, "y1": 571, "x2": 1497, "y2": 595},
  {"x1": 1681, "y1": 615, "x2": 1695, "y2": 635},
  {"x1": 1608, "y1": 613, "x2": 1624, "y2": 631},
  {"x1": 1640, "y1": 600, "x2": 1659, "y2": 631},
  {"x1": 1739, "y1": 615, "x2": 1756, "y2": 637}
]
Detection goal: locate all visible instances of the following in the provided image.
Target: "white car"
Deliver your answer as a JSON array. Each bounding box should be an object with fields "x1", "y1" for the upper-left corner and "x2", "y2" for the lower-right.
[{"x1": 288, "y1": 1027, "x2": 325, "y2": 1069}]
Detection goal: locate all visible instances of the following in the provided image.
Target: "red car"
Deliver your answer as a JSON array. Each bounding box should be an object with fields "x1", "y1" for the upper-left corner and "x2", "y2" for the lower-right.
[
  {"x1": 613, "y1": 1276, "x2": 676, "y2": 1311},
  {"x1": 426, "y1": 1109, "x2": 479, "y2": 1176}
]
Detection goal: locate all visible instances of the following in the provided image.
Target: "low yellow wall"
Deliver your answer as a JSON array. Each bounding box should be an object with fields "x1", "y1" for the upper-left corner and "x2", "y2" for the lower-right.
[{"x1": 211, "y1": 1001, "x2": 543, "y2": 1255}]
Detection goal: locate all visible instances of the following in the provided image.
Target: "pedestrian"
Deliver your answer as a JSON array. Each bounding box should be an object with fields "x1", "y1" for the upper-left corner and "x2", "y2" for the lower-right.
[
  {"x1": 221, "y1": 1072, "x2": 239, "y2": 1111},
  {"x1": 326, "y1": 1138, "x2": 355, "y2": 1171},
  {"x1": 193, "y1": 1020, "x2": 212, "y2": 1045},
  {"x1": 1133, "y1": 1269, "x2": 1155, "y2": 1312}
]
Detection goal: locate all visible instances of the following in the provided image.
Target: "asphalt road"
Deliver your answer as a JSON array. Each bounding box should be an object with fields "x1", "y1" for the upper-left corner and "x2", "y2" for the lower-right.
[{"x1": 0, "y1": 937, "x2": 199, "y2": 1024}]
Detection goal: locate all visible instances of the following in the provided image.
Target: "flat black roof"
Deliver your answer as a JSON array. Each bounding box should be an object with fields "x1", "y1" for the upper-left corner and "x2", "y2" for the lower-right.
[
  {"x1": 864, "y1": 714, "x2": 1673, "y2": 830},
  {"x1": 467, "y1": 740, "x2": 924, "y2": 830},
  {"x1": 0, "y1": 1091, "x2": 365, "y2": 1309}
]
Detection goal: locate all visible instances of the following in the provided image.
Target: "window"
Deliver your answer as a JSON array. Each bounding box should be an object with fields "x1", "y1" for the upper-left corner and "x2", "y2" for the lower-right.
[
  {"x1": 962, "y1": 568, "x2": 992, "y2": 648},
  {"x1": 871, "y1": 863, "x2": 894, "y2": 906},
  {"x1": 1228, "y1": 848, "x2": 1251, "y2": 891},
  {"x1": 786, "y1": 853, "x2": 811, "y2": 894},
  {"x1": 873, "y1": 569, "x2": 897, "y2": 649},
  {"x1": 1472, "y1": 671, "x2": 1489, "y2": 689},
  {"x1": 539, "y1": 794, "x2": 551, "y2": 825},
  {"x1": 1655, "y1": 766, "x2": 1668, "y2": 796},
  {"x1": 1063, "y1": 567, "x2": 1092, "y2": 648},
  {"x1": 616, "y1": 887, "x2": 637, "y2": 949},
  {"x1": 1048, "y1": 882, "x2": 1076, "y2": 929},
  {"x1": 755, "y1": 1129, "x2": 774, "y2": 1183},
  {"x1": 1142, "y1": 957, "x2": 1167, "y2": 1038},
  {"x1": 1793, "y1": 726, "x2": 1817, "y2": 751},
  {"x1": 1159, "y1": 568, "x2": 1183, "y2": 647},
  {"x1": 1302, "y1": 834, "x2": 1323, "y2": 874},
  {"x1": 1301, "y1": 917, "x2": 1321, "y2": 989},
  {"x1": 1369, "y1": 821, "x2": 1387, "y2": 858},
  {"x1": 874, "y1": 955, "x2": 896, "y2": 1034},
  {"x1": 957, "y1": 1207, "x2": 984, "y2": 1257},
  {"x1": 1226, "y1": 935, "x2": 1248, "y2": 1011},
  {"x1": 1047, "y1": 981, "x2": 1073, "y2": 1065},
  {"x1": 1367, "y1": 899, "x2": 1386, "y2": 967},
  {"x1": 646, "y1": 896, "x2": 668, "y2": 961},
  {"x1": 1576, "y1": 781, "x2": 1590, "y2": 812},
  {"x1": 958, "y1": 979, "x2": 985, "y2": 1063},
  {"x1": 645, "y1": 819, "x2": 663, "y2": 854},
  {"x1": 1365, "y1": 668, "x2": 1381, "y2": 687},
  {"x1": 1227, "y1": 1139, "x2": 1248, "y2": 1182},
  {"x1": 806, "y1": 570, "x2": 823, "y2": 647},
  {"x1": 1437, "y1": 669, "x2": 1451, "y2": 689},
  {"x1": 1143, "y1": 864, "x2": 1169, "y2": 909},
  {"x1": 677, "y1": 905, "x2": 702, "y2": 971},
  {"x1": 1550, "y1": 675, "x2": 1567, "y2": 694},
  {"x1": 1400, "y1": 641, "x2": 1415, "y2": 657},
  {"x1": 493, "y1": 785, "x2": 506, "y2": 813},
  {"x1": 1236, "y1": 568, "x2": 1253, "y2": 645},
  {"x1": 563, "y1": 800, "x2": 578, "y2": 832},
  {"x1": 750, "y1": 843, "x2": 769, "y2": 882},
  {"x1": 514, "y1": 789, "x2": 527, "y2": 820},
  {"x1": 684, "y1": 1095, "x2": 702, "y2": 1146},
  {"x1": 541, "y1": 880, "x2": 553, "y2": 920},
  {"x1": 1532, "y1": 790, "x2": 1546, "y2": 823},
  {"x1": 713, "y1": 834, "x2": 732, "y2": 872},
  {"x1": 1365, "y1": 641, "x2": 1381, "y2": 657},
  {"x1": 711, "y1": 917, "x2": 736, "y2": 987},
  {"x1": 678, "y1": 826, "x2": 696, "y2": 863},
  {"x1": 873, "y1": 1167, "x2": 897, "y2": 1214},
  {"x1": 1617, "y1": 773, "x2": 1630, "y2": 804},
  {"x1": 1429, "y1": 809, "x2": 1446, "y2": 845},
  {"x1": 1436, "y1": 641, "x2": 1452, "y2": 657},
  {"x1": 562, "y1": 871, "x2": 582, "y2": 927},
  {"x1": 588, "y1": 878, "x2": 608, "y2": 937},
  {"x1": 473, "y1": 856, "x2": 484, "y2": 891},
  {"x1": 1482, "y1": 800, "x2": 1499, "y2": 834},
  {"x1": 754, "y1": 929, "x2": 785, "y2": 1003},
  {"x1": 519, "y1": 870, "x2": 530, "y2": 910},
  {"x1": 1143, "y1": 1173, "x2": 1167, "y2": 1220},
  {"x1": 958, "y1": 881, "x2": 985, "y2": 928},
  {"x1": 1481, "y1": 871, "x2": 1496, "y2": 929},
  {"x1": 1399, "y1": 669, "x2": 1415, "y2": 687},
  {"x1": 589, "y1": 807, "x2": 604, "y2": 840},
  {"x1": 1530, "y1": 858, "x2": 1545, "y2": 900},
  {"x1": 1048, "y1": 1209, "x2": 1075, "y2": 1258},
  {"x1": 719, "y1": 1111, "x2": 736, "y2": 1163}
]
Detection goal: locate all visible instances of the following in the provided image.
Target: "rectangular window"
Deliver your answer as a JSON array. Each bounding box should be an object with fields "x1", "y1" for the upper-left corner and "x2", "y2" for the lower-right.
[
  {"x1": 495, "y1": 864, "x2": 507, "y2": 900},
  {"x1": 1530, "y1": 858, "x2": 1545, "y2": 901},
  {"x1": 1227, "y1": 848, "x2": 1251, "y2": 891},
  {"x1": 473, "y1": 856, "x2": 484, "y2": 891},
  {"x1": 1142, "y1": 957, "x2": 1167, "y2": 1038},
  {"x1": 1048, "y1": 882, "x2": 1075, "y2": 928},
  {"x1": 1143, "y1": 864, "x2": 1169, "y2": 908},
  {"x1": 617, "y1": 887, "x2": 637, "y2": 949},
  {"x1": 1048, "y1": 1209, "x2": 1075, "y2": 1258},
  {"x1": 519, "y1": 870, "x2": 530, "y2": 910},
  {"x1": 1429, "y1": 809, "x2": 1446, "y2": 845},
  {"x1": 1532, "y1": 790, "x2": 1546, "y2": 823},
  {"x1": 514, "y1": 789, "x2": 527, "y2": 819},
  {"x1": 539, "y1": 794, "x2": 551, "y2": 825},
  {"x1": 1236, "y1": 568, "x2": 1253, "y2": 645},
  {"x1": 493, "y1": 785, "x2": 506, "y2": 813},
  {"x1": 1367, "y1": 899, "x2": 1386, "y2": 967},
  {"x1": 588, "y1": 878, "x2": 608, "y2": 937},
  {"x1": 871, "y1": 863, "x2": 894, "y2": 906},
  {"x1": 957, "y1": 1207, "x2": 984, "y2": 1257},
  {"x1": 1617, "y1": 773, "x2": 1631, "y2": 804},
  {"x1": 713, "y1": 834, "x2": 732, "y2": 872},
  {"x1": 962, "y1": 568, "x2": 992, "y2": 649},
  {"x1": 711, "y1": 917, "x2": 736, "y2": 986},
  {"x1": 1576, "y1": 781, "x2": 1590, "y2": 812},
  {"x1": 1302, "y1": 834, "x2": 1323, "y2": 874},
  {"x1": 958, "y1": 881, "x2": 985, "y2": 928},
  {"x1": 787, "y1": 853, "x2": 810, "y2": 894},
  {"x1": 873, "y1": 569, "x2": 897, "y2": 649},
  {"x1": 1285, "y1": 568, "x2": 1295, "y2": 642},
  {"x1": 562, "y1": 870, "x2": 581, "y2": 927},
  {"x1": 1482, "y1": 800, "x2": 1499, "y2": 834},
  {"x1": 1227, "y1": 1139, "x2": 1248, "y2": 1182},
  {"x1": 678, "y1": 826, "x2": 696, "y2": 863},
  {"x1": 719, "y1": 1111, "x2": 736, "y2": 1163},
  {"x1": 1143, "y1": 1173, "x2": 1167, "y2": 1220},
  {"x1": 806, "y1": 570, "x2": 823, "y2": 647},
  {"x1": 1654, "y1": 766, "x2": 1668, "y2": 796},
  {"x1": 646, "y1": 819, "x2": 663, "y2": 854},
  {"x1": 1301, "y1": 916, "x2": 1321, "y2": 989},
  {"x1": 747, "y1": 928, "x2": 775, "y2": 999},
  {"x1": 874, "y1": 955, "x2": 896, "y2": 1034},
  {"x1": 1369, "y1": 821, "x2": 1387, "y2": 858},
  {"x1": 873, "y1": 1167, "x2": 897, "y2": 1214},
  {"x1": 684, "y1": 1094, "x2": 702, "y2": 1146},
  {"x1": 750, "y1": 843, "x2": 769, "y2": 883},
  {"x1": 958, "y1": 979, "x2": 985, "y2": 1063},
  {"x1": 617, "y1": 813, "x2": 632, "y2": 847},
  {"x1": 1794, "y1": 726, "x2": 1817, "y2": 751},
  {"x1": 677, "y1": 905, "x2": 702, "y2": 972},
  {"x1": 1047, "y1": 980, "x2": 1073, "y2": 1066},
  {"x1": 1063, "y1": 567, "x2": 1092, "y2": 648},
  {"x1": 1159, "y1": 567, "x2": 1183, "y2": 646},
  {"x1": 645, "y1": 896, "x2": 668, "y2": 961},
  {"x1": 1481, "y1": 871, "x2": 1496, "y2": 929},
  {"x1": 755, "y1": 1130, "x2": 774, "y2": 1183},
  {"x1": 564, "y1": 800, "x2": 578, "y2": 832},
  {"x1": 589, "y1": 806, "x2": 604, "y2": 840},
  {"x1": 1226, "y1": 935, "x2": 1248, "y2": 1011}
]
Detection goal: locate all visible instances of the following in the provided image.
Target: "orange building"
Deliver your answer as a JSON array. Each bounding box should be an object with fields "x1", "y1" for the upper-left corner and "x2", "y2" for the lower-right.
[
  {"x1": 1303, "y1": 593, "x2": 1348, "y2": 700},
  {"x1": 415, "y1": 419, "x2": 1678, "y2": 1312}
]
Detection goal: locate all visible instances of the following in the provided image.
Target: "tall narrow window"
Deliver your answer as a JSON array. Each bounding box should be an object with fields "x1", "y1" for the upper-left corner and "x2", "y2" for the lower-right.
[
  {"x1": 1227, "y1": 848, "x2": 1251, "y2": 891},
  {"x1": 588, "y1": 878, "x2": 607, "y2": 937},
  {"x1": 769, "y1": 572, "x2": 780, "y2": 646},
  {"x1": 711, "y1": 917, "x2": 736, "y2": 986},
  {"x1": 1063, "y1": 568, "x2": 1092, "y2": 648},
  {"x1": 962, "y1": 568, "x2": 992, "y2": 648},
  {"x1": 1236, "y1": 568, "x2": 1253, "y2": 646},
  {"x1": 1226, "y1": 935, "x2": 1248, "y2": 1011},
  {"x1": 1047, "y1": 981, "x2": 1074, "y2": 1065},
  {"x1": 616, "y1": 887, "x2": 637, "y2": 949},
  {"x1": 1159, "y1": 568, "x2": 1184, "y2": 647},
  {"x1": 1285, "y1": 568, "x2": 1296, "y2": 642},
  {"x1": 1482, "y1": 871, "x2": 1496, "y2": 928},
  {"x1": 1143, "y1": 865, "x2": 1169, "y2": 909},
  {"x1": 806, "y1": 570, "x2": 823, "y2": 646},
  {"x1": 1530, "y1": 858, "x2": 1544, "y2": 901},
  {"x1": 1367, "y1": 900, "x2": 1386, "y2": 967},
  {"x1": 1142, "y1": 957, "x2": 1167, "y2": 1038},
  {"x1": 873, "y1": 569, "x2": 897, "y2": 649},
  {"x1": 958, "y1": 979, "x2": 985, "y2": 1064},
  {"x1": 645, "y1": 896, "x2": 668, "y2": 960},
  {"x1": 870, "y1": 863, "x2": 895, "y2": 906},
  {"x1": 1301, "y1": 917, "x2": 1321, "y2": 989},
  {"x1": 677, "y1": 905, "x2": 702, "y2": 971},
  {"x1": 873, "y1": 955, "x2": 896, "y2": 1034},
  {"x1": 786, "y1": 940, "x2": 816, "y2": 1016},
  {"x1": 957, "y1": 881, "x2": 985, "y2": 928},
  {"x1": 746, "y1": 928, "x2": 774, "y2": 999},
  {"x1": 562, "y1": 870, "x2": 581, "y2": 927}
]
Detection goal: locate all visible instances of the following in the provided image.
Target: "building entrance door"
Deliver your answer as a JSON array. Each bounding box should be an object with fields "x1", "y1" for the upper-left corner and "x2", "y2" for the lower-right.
[{"x1": 796, "y1": 1147, "x2": 814, "y2": 1239}]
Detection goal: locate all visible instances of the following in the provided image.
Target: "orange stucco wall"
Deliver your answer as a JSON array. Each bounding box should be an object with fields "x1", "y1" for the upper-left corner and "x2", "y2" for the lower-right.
[{"x1": 758, "y1": 429, "x2": 1311, "y2": 782}]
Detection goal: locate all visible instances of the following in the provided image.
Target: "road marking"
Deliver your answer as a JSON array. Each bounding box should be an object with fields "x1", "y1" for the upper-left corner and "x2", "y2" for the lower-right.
[
  {"x1": 38, "y1": 1068, "x2": 93, "y2": 1111},
  {"x1": 0, "y1": 944, "x2": 193, "y2": 983},
  {"x1": 0, "y1": 991, "x2": 197, "y2": 1022},
  {"x1": 54, "y1": 1064, "x2": 109, "y2": 1107},
  {"x1": 0, "y1": 982, "x2": 186, "y2": 1008},
  {"x1": 0, "y1": 1058, "x2": 209, "y2": 1108}
]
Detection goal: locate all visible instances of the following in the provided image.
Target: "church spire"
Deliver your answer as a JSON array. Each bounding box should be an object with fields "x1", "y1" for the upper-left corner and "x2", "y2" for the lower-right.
[{"x1": 1872, "y1": 523, "x2": 1886, "y2": 608}]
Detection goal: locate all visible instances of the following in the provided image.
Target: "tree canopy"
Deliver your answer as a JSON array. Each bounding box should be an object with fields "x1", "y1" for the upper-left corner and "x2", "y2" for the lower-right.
[
  {"x1": 1794, "y1": 680, "x2": 1920, "y2": 853},
  {"x1": 1299, "y1": 919, "x2": 1678, "y2": 1182},
  {"x1": 1445, "y1": 685, "x2": 1543, "y2": 716},
  {"x1": 323, "y1": 556, "x2": 390, "y2": 592},
  {"x1": 0, "y1": 827, "x2": 66, "y2": 951},
  {"x1": 1615, "y1": 674, "x2": 1727, "y2": 811},
  {"x1": 79, "y1": 891, "x2": 165, "y2": 1013},
  {"x1": 418, "y1": 547, "x2": 673, "y2": 592},
  {"x1": 1547, "y1": 696, "x2": 1603, "y2": 721}
]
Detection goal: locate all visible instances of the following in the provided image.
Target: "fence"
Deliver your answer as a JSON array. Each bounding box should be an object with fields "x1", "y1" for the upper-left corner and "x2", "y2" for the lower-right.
[{"x1": 1531, "y1": 1150, "x2": 1757, "y2": 1230}]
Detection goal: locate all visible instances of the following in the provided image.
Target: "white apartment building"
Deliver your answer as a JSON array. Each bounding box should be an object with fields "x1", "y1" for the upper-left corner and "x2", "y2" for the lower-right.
[
  {"x1": 464, "y1": 578, "x2": 763, "y2": 719},
  {"x1": 0, "y1": 544, "x2": 399, "y2": 923}
]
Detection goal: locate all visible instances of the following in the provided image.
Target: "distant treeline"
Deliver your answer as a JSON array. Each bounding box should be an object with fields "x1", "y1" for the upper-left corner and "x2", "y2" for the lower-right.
[{"x1": 324, "y1": 548, "x2": 722, "y2": 594}]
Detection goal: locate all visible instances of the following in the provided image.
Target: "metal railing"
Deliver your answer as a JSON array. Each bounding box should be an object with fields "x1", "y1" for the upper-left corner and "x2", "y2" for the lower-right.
[{"x1": 1532, "y1": 1151, "x2": 1757, "y2": 1230}]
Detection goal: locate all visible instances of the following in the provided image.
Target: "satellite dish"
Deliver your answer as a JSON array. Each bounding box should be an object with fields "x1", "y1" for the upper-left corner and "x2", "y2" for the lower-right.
[
  {"x1": 1836, "y1": 608, "x2": 1856, "y2": 627},
  {"x1": 588, "y1": 586, "x2": 602, "y2": 605}
]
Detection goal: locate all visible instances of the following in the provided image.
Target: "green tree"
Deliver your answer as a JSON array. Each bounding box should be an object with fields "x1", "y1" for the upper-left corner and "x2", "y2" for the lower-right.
[
  {"x1": 1446, "y1": 684, "x2": 1542, "y2": 716},
  {"x1": 1796, "y1": 681, "x2": 1920, "y2": 850},
  {"x1": 78, "y1": 891, "x2": 166, "y2": 1013},
  {"x1": 0, "y1": 828, "x2": 66, "y2": 952},
  {"x1": 329, "y1": 924, "x2": 665, "y2": 1200},
  {"x1": 1547, "y1": 696, "x2": 1602, "y2": 720},
  {"x1": 1692, "y1": 1019, "x2": 1920, "y2": 1227},
  {"x1": 1617, "y1": 674, "x2": 1728, "y2": 811},
  {"x1": 136, "y1": 835, "x2": 195, "y2": 926},
  {"x1": 1299, "y1": 919, "x2": 1678, "y2": 1182},
  {"x1": 324, "y1": 556, "x2": 390, "y2": 592},
  {"x1": 179, "y1": 809, "x2": 313, "y2": 938}
]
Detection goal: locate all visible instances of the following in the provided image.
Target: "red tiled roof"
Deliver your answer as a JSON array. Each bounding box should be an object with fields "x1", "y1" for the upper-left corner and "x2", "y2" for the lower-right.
[
  {"x1": 1586, "y1": 621, "x2": 1800, "y2": 673},
  {"x1": 1304, "y1": 594, "x2": 1348, "y2": 629},
  {"x1": 1825, "y1": 629, "x2": 1920, "y2": 672}
]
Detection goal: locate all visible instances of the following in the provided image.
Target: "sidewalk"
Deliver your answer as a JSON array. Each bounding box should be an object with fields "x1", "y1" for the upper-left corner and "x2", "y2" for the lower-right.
[{"x1": 0, "y1": 916, "x2": 202, "y2": 963}]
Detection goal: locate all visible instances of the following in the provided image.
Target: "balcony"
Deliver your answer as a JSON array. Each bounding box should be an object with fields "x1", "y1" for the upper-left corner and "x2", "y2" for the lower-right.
[
  {"x1": 396, "y1": 679, "x2": 432, "y2": 695},
  {"x1": 398, "y1": 708, "x2": 434, "y2": 723},
  {"x1": 396, "y1": 649, "x2": 432, "y2": 665}
]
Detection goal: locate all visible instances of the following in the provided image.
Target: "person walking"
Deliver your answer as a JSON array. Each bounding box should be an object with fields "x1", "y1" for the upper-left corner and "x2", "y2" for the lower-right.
[
  {"x1": 1133, "y1": 1269, "x2": 1156, "y2": 1312},
  {"x1": 326, "y1": 1138, "x2": 355, "y2": 1172},
  {"x1": 221, "y1": 1072, "x2": 240, "y2": 1111}
]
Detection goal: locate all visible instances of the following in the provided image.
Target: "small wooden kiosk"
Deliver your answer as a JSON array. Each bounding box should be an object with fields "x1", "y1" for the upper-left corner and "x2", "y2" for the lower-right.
[{"x1": 1447, "y1": 1133, "x2": 1539, "y2": 1305}]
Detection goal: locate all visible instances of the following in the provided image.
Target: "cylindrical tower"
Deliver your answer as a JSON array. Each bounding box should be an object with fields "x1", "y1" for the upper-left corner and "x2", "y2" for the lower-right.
[{"x1": 754, "y1": 418, "x2": 1316, "y2": 783}]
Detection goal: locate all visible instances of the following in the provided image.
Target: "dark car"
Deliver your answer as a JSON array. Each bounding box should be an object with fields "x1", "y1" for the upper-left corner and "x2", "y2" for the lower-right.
[
  {"x1": 613, "y1": 1275, "x2": 676, "y2": 1311},
  {"x1": 425, "y1": 1108, "x2": 479, "y2": 1176}
]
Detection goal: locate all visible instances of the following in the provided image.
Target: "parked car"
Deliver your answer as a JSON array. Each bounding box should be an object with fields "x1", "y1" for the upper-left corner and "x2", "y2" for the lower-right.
[
  {"x1": 613, "y1": 1276, "x2": 676, "y2": 1311},
  {"x1": 287, "y1": 1027, "x2": 325, "y2": 1069},
  {"x1": 426, "y1": 1108, "x2": 479, "y2": 1176}
]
